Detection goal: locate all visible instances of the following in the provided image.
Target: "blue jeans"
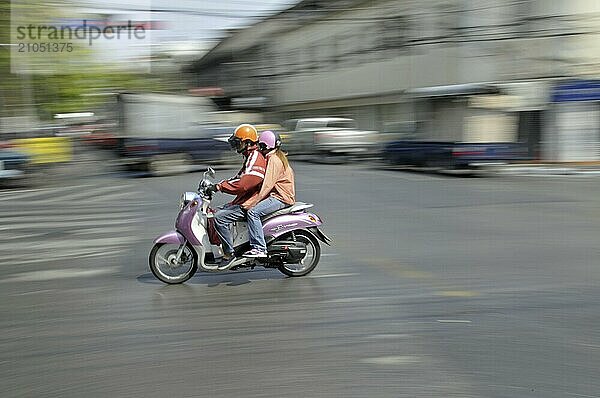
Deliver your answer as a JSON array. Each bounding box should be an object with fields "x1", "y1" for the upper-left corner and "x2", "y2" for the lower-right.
[
  {"x1": 247, "y1": 196, "x2": 287, "y2": 252},
  {"x1": 213, "y1": 204, "x2": 246, "y2": 255}
]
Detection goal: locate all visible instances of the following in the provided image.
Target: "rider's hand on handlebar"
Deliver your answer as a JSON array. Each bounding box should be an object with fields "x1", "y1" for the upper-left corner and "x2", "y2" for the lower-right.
[{"x1": 205, "y1": 184, "x2": 218, "y2": 195}]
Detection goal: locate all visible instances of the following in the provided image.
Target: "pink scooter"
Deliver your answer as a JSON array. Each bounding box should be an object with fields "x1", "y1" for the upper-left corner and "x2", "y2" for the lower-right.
[{"x1": 149, "y1": 168, "x2": 331, "y2": 284}]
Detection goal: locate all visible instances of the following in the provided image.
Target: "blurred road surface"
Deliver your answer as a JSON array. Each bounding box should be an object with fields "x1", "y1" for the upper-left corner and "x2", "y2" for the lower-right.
[{"x1": 1, "y1": 158, "x2": 599, "y2": 397}]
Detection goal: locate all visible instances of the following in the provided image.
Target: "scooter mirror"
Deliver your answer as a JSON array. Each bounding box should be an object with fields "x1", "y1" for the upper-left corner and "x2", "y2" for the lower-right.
[{"x1": 207, "y1": 167, "x2": 216, "y2": 178}]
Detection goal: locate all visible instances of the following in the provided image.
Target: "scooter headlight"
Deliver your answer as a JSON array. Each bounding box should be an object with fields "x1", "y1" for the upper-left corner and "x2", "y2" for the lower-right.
[
  {"x1": 179, "y1": 192, "x2": 198, "y2": 210},
  {"x1": 307, "y1": 214, "x2": 321, "y2": 223}
]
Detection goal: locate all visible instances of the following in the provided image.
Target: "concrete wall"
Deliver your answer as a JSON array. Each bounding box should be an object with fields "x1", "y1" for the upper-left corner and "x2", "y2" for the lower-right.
[
  {"x1": 545, "y1": 102, "x2": 600, "y2": 161},
  {"x1": 194, "y1": 0, "x2": 600, "y2": 157}
]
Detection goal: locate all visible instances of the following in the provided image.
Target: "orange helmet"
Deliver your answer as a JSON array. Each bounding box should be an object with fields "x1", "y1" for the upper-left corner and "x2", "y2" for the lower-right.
[
  {"x1": 229, "y1": 124, "x2": 258, "y2": 153},
  {"x1": 233, "y1": 124, "x2": 258, "y2": 142}
]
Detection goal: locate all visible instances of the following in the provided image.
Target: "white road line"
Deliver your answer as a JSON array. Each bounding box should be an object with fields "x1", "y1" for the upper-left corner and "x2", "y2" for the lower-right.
[
  {"x1": 0, "y1": 236, "x2": 137, "y2": 252},
  {"x1": 0, "y1": 184, "x2": 94, "y2": 201},
  {"x1": 323, "y1": 295, "x2": 393, "y2": 304},
  {"x1": 0, "y1": 188, "x2": 38, "y2": 197},
  {"x1": 0, "y1": 208, "x2": 140, "y2": 218},
  {"x1": 0, "y1": 232, "x2": 42, "y2": 240},
  {"x1": 360, "y1": 356, "x2": 421, "y2": 365},
  {"x1": 67, "y1": 226, "x2": 140, "y2": 235},
  {"x1": 366, "y1": 334, "x2": 411, "y2": 340},
  {"x1": 564, "y1": 392, "x2": 600, "y2": 398},
  {"x1": 82, "y1": 191, "x2": 138, "y2": 203},
  {"x1": 42, "y1": 185, "x2": 129, "y2": 203},
  {"x1": 309, "y1": 273, "x2": 359, "y2": 278},
  {"x1": 17, "y1": 289, "x2": 55, "y2": 296},
  {"x1": 0, "y1": 218, "x2": 139, "y2": 231},
  {"x1": 1, "y1": 249, "x2": 126, "y2": 265},
  {"x1": 573, "y1": 342, "x2": 600, "y2": 349},
  {"x1": 0, "y1": 266, "x2": 119, "y2": 283},
  {"x1": 436, "y1": 320, "x2": 472, "y2": 324},
  {"x1": 325, "y1": 297, "x2": 370, "y2": 303},
  {"x1": 353, "y1": 168, "x2": 445, "y2": 181},
  {"x1": 0, "y1": 213, "x2": 143, "y2": 223}
]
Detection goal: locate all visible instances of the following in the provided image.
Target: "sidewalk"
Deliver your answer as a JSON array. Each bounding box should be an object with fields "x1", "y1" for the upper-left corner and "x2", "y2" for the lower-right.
[{"x1": 487, "y1": 162, "x2": 600, "y2": 176}]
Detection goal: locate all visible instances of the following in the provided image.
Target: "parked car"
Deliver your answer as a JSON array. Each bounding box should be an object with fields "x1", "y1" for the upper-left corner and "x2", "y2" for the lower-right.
[
  {"x1": 0, "y1": 148, "x2": 31, "y2": 184},
  {"x1": 255, "y1": 123, "x2": 289, "y2": 141},
  {"x1": 382, "y1": 140, "x2": 529, "y2": 169},
  {"x1": 282, "y1": 118, "x2": 379, "y2": 159}
]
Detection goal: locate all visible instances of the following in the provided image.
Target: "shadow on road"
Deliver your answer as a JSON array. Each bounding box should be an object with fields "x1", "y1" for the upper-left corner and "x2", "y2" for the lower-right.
[{"x1": 137, "y1": 269, "x2": 287, "y2": 287}]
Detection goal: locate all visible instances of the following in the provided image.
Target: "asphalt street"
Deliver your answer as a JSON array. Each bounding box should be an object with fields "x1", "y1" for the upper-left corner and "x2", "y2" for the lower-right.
[{"x1": 1, "y1": 157, "x2": 599, "y2": 398}]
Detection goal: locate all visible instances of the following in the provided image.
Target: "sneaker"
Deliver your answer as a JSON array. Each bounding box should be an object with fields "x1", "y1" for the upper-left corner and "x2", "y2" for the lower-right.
[
  {"x1": 220, "y1": 252, "x2": 234, "y2": 263},
  {"x1": 218, "y1": 253, "x2": 235, "y2": 270},
  {"x1": 243, "y1": 248, "x2": 267, "y2": 258}
]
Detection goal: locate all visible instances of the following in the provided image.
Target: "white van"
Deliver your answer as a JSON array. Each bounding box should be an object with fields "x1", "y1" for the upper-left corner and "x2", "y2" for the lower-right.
[{"x1": 283, "y1": 117, "x2": 379, "y2": 158}]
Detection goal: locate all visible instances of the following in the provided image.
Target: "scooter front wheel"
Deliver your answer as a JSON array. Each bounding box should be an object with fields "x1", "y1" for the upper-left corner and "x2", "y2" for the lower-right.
[{"x1": 149, "y1": 243, "x2": 198, "y2": 284}]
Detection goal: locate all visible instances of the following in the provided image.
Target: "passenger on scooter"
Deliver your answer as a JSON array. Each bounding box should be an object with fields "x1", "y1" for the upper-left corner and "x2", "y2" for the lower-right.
[
  {"x1": 241, "y1": 130, "x2": 295, "y2": 258},
  {"x1": 210, "y1": 124, "x2": 266, "y2": 266}
]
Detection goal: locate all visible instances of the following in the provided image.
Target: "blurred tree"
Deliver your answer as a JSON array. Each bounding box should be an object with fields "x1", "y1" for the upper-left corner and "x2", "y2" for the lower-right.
[
  {"x1": 0, "y1": 0, "x2": 26, "y2": 118},
  {"x1": 1, "y1": 0, "x2": 187, "y2": 123}
]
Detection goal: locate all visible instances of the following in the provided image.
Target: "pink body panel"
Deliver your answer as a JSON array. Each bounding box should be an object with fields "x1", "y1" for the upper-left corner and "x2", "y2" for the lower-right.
[
  {"x1": 154, "y1": 230, "x2": 186, "y2": 244},
  {"x1": 262, "y1": 212, "x2": 322, "y2": 238}
]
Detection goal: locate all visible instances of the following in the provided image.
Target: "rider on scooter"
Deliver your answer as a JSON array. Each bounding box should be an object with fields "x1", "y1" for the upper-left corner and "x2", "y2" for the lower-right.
[
  {"x1": 210, "y1": 124, "x2": 266, "y2": 266},
  {"x1": 241, "y1": 130, "x2": 295, "y2": 258}
]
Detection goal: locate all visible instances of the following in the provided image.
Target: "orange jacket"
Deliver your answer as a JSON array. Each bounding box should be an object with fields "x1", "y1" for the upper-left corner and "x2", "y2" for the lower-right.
[
  {"x1": 243, "y1": 150, "x2": 295, "y2": 209},
  {"x1": 219, "y1": 148, "x2": 266, "y2": 206}
]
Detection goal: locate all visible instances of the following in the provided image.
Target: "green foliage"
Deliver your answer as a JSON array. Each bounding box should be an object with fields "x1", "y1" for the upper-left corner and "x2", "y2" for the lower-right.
[{"x1": 1, "y1": 0, "x2": 184, "y2": 120}]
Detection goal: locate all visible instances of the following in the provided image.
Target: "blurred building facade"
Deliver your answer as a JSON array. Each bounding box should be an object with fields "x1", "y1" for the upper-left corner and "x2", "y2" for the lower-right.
[{"x1": 190, "y1": 0, "x2": 600, "y2": 161}]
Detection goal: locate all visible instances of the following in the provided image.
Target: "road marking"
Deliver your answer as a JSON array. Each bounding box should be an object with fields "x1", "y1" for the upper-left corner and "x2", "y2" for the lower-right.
[
  {"x1": 0, "y1": 213, "x2": 143, "y2": 223},
  {"x1": 0, "y1": 181, "x2": 141, "y2": 269},
  {"x1": 0, "y1": 236, "x2": 137, "y2": 251},
  {"x1": 0, "y1": 267, "x2": 119, "y2": 282},
  {"x1": 83, "y1": 191, "x2": 140, "y2": 203},
  {"x1": 398, "y1": 270, "x2": 433, "y2": 279},
  {"x1": 564, "y1": 393, "x2": 600, "y2": 398},
  {"x1": 436, "y1": 319, "x2": 472, "y2": 323},
  {"x1": 361, "y1": 356, "x2": 421, "y2": 365},
  {"x1": 436, "y1": 290, "x2": 479, "y2": 297},
  {"x1": 17, "y1": 289, "x2": 55, "y2": 295},
  {"x1": 309, "y1": 273, "x2": 358, "y2": 278},
  {"x1": 353, "y1": 168, "x2": 445, "y2": 181},
  {"x1": 0, "y1": 249, "x2": 126, "y2": 266},
  {"x1": 0, "y1": 184, "x2": 94, "y2": 201},
  {"x1": 366, "y1": 334, "x2": 411, "y2": 340},
  {"x1": 68, "y1": 226, "x2": 140, "y2": 235},
  {"x1": 326, "y1": 297, "x2": 370, "y2": 303},
  {"x1": 42, "y1": 185, "x2": 130, "y2": 203},
  {"x1": 0, "y1": 218, "x2": 139, "y2": 231},
  {"x1": 573, "y1": 342, "x2": 600, "y2": 349},
  {"x1": 486, "y1": 384, "x2": 531, "y2": 391},
  {"x1": 360, "y1": 258, "x2": 433, "y2": 279},
  {"x1": 0, "y1": 232, "x2": 41, "y2": 240}
]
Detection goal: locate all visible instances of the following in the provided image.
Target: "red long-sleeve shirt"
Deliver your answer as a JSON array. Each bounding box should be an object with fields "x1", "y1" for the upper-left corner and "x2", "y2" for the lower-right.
[{"x1": 219, "y1": 148, "x2": 266, "y2": 206}]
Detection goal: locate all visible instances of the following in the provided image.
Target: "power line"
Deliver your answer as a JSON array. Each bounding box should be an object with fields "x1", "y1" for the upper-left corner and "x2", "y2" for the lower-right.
[{"x1": 74, "y1": 2, "x2": 294, "y2": 19}]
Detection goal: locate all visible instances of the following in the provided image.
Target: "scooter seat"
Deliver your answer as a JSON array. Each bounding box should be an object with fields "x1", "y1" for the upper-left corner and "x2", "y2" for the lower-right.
[{"x1": 261, "y1": 202, "x2": 314, "y2": 221}]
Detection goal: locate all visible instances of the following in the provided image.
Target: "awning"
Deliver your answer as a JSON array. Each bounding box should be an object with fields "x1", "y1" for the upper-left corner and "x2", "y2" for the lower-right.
[
  {"x1": 407, "y1": 83, "x2": 500, "y2": 98},
  {"x1": 551, "y1": 80, "x2": 600, "y2": 103}
]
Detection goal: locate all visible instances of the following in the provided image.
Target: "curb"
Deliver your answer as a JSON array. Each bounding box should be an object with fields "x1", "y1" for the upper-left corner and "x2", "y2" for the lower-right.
[{"x1": 489, "y1": 164, "x2": 600, "y2": 176}]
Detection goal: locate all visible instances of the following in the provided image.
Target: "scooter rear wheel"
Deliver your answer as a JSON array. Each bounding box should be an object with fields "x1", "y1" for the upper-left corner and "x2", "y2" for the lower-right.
[
  {"x1": 149, "y1": 243, "x2": 198, "y2": 284},
  {"x1": 278, "y1": 230, "x2": 321, "y2": 277}
]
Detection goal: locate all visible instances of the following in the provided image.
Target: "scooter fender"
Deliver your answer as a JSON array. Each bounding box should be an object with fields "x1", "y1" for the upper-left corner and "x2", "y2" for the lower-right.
[
  {"x1": 153, "y1": 231, "x2": 217, "y2": 272},
  {"x1": 263, "y1": 212, "x2": 323, "y2": 239},
  {"x1": 153, "y1": 230, "x2": 186, "y2": 244}
]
